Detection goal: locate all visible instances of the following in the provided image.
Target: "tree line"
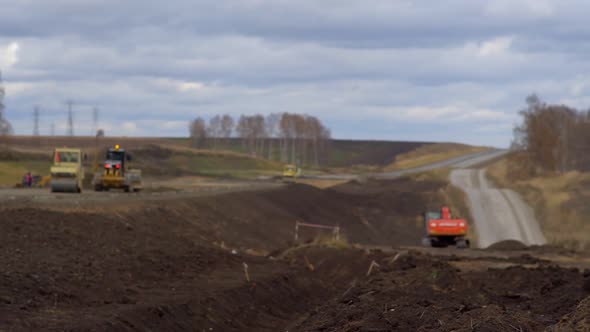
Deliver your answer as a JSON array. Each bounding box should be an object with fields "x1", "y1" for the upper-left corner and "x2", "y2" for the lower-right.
[
  {"x1": 189, "y1": 113, "x2": 332, "y2": 166},
  {"x1": 511, "y1": 94, "x2": 590, "y2": 177}
]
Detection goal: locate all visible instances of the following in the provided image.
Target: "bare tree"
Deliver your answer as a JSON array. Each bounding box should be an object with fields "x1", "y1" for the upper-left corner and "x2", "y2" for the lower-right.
[
  {"x1": 221, "y1": 114, "x2": 234, "y2": 146},
  {"x1": 265, "y1": 113, "x2": 281, "y2": 160},
  {"x1": 208, "y1": 115, "x2": 222, "y2": 148},
  {"x1": 276, "y1": 113, "x2": 332, "y2": 166},
  {"x1": 184, "y1": 111, "x2": 332, "y2": 165},
  {"x1": 96, "y1": 129, "x2": 105, "y2": 137},
  {"x1": 189, "y1": 117, "x2": 208, "y2": 149},
  {"x1": 0, "y1": 71, "x2": 13, "y2": 136},
  {"x1": 511, "y1": 94, "x2": 589, "y2": 176},
  {"x1": 252, "y1": 114, "x2": 266, "y2": 156},
  {"x1": 236, "y1": 115, "x2": 266, "y2": 156}
]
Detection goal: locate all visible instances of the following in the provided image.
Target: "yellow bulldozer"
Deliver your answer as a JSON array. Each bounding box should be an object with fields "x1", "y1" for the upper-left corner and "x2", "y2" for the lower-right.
[
  {"x1": 50, "y1": 147, "x2": 85, "y2": 193},
  {"x1": 282, "y1": 164, "x2": 302, "y2": 182},
  {"x1": 92, "y1": 144, "x2": 142, "y2": 192}
]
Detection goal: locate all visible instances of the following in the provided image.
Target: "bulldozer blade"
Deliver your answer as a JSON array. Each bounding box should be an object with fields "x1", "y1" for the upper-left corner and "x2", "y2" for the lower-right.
[{"x1": 51, "y1": 179, "x2": 79, "y2": 193}]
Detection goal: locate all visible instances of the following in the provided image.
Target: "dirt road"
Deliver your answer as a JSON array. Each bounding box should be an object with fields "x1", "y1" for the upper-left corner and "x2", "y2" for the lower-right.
[
  {"x1": 310, "y1": 149, "x2": 507, "y2": 180},
  {"x1": 0, "y1": 179, "x2": 283, "y2": 209},
  {"x1": 451, "y1": 168, "x2": 546, "y2": 248}
]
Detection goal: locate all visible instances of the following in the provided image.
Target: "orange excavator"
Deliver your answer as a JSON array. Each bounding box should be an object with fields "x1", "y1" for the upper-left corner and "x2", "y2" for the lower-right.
[{"x1": 422, "y1": 206, "x2": 470, "y2": 248}]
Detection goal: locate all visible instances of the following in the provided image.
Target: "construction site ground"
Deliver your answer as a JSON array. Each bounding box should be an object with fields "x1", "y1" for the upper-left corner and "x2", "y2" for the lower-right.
[{"x1": 1, "y1": 178, "x2": 589, "y2": 331}]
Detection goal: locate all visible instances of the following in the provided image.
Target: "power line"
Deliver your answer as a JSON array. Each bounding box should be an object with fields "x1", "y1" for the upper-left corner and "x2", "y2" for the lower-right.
[
  {"x1": 92, "y1": 107, "x2": 99, "y2": 135},
  {"x1": 66, "y1": 100, "x2": 74, "y2": 136},
  {"x1": 33, "y1": 106, "x2": 40, "y2": 136}
]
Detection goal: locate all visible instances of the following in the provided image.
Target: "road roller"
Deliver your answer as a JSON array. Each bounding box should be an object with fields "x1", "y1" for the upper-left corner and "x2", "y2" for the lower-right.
[{"x1": 50, "y1": 148, "x2": 85, "y2": 193}]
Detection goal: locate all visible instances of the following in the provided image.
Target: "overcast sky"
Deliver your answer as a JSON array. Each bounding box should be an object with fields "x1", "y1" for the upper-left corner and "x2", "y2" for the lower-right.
[{"x1": 1, "y1": 0, "x2": 590, "y2": 147}]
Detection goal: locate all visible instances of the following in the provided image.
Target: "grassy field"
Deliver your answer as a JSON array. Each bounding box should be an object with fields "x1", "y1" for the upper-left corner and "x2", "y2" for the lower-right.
[
  {"x1": 121, "y1": 137, "x2": 432, "y2": 168},
  {"x1": 0, "y1": 161, "x2": 50, "y2": 187},
  {"x1": 487, "y1": 155, "x2": 590, "y2": 251},
  {"x1": 0, "y1": 143, "x2": 283, "y2": 187},
  {"x1": 385, "y1": 143, "x2": 489, "y2": 171},
  {"x1": 0, "y1": 136, "x2": 484, "y2": 186}
]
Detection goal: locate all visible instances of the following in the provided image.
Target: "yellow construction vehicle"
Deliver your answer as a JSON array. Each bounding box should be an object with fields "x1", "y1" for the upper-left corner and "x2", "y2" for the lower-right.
[
  {"x1": 50, "y1": 148, "x2": 85, "y2": 193},
  {"x1": 282, "y1": 164, "x2": 301, "y2": 182},
  {"x1": 92, "y1": 144, "x2": 142, "y2": 192}
]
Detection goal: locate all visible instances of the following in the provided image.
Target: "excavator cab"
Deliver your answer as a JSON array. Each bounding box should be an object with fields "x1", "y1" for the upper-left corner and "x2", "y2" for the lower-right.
[{"x1": 422, "y1": 206, "x2": 470, "y2": 248}]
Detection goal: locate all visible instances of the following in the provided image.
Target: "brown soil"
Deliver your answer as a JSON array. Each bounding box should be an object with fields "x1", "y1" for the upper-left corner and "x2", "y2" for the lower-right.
[
  {"x1": 0, "y1": 179, "x2": 588, "y2": 331},
  {"x1": 552, "y1": 294, "x2": 590, "y2": 331},
  {"x1": 487, "y1": 239, "x2": 529, "y2": 251},
  {"x1": 293, "y1": 252, "x2": 590, "y2": 332}
]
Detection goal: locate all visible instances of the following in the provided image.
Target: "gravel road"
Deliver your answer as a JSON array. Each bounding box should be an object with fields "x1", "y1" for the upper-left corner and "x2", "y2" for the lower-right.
[{"x1": 450, "y1": 168, "x2": 546, "y2": 248}]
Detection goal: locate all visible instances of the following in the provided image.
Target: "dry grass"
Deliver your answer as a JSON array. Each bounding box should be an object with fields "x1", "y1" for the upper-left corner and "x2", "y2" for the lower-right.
[
  {"x1": 0, "y1": 161, "x2": 51, "y2": 187},
  {"x1": 487, "y1": 157, "x2": 590, "y2": 251},
  {"x1": 385, "y1": 143, "x2": 488, "y2": 171},
  {"x1": 408, "y1": 167, "x2": 451, "y2": 182}
]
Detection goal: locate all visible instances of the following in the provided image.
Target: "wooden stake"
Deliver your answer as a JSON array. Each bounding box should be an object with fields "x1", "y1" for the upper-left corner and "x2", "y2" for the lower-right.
[
  {"x1": 243, "y1": 262, "x2": 250, "y2": 282},
  {"x1": 366, "y1": 260, "x2": 380, "y2": 276}
]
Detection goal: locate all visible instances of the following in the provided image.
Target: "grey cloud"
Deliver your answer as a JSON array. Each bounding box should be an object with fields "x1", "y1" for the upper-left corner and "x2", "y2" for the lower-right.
[{"x1": 2, "y1": 1, "x2": 590, "y2": 147}]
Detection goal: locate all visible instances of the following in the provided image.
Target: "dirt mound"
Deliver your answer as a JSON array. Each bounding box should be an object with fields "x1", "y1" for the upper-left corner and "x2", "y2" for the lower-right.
[
  {"x1": 487, "y1": 240, "x2": 529, "y2": 251},
  {"x1": 294, "y1": 252, "x2": 590, "y2": 332}
]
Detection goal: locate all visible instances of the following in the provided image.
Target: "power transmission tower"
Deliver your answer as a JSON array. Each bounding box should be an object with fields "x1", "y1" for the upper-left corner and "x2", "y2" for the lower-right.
[
  {"x1": 66, "y1": 100, "x2": 74, "y2": 136},
  {"x1": 0, "y1": 70, "x2": 13, "y2": 136},
  {"x1": 92, "y1": 107, "x2": 99, "y2": 135},
  {"x1": 33, "y1": 106, "x2": 40, "y2": 136},
  {"x1": 50, "y1": 122, "x2": 55, "y2": 136}
]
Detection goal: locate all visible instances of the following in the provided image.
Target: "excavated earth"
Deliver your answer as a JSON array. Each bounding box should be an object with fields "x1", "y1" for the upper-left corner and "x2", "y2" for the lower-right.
[{"x1": 0, "y1": 178, "x2": 589, "y2": 331}]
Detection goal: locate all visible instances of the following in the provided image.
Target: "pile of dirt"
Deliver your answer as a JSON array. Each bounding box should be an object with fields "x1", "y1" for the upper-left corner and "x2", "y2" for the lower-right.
[
  {"x1": 0, "y1": 213, "x2": 381, "y2": 332},
  {"x1": 486, "y1": 239, "x2": 529, "y2": 251},
  {"x1": 293, "y1": 252, "x2": 590, "y2": 331}
]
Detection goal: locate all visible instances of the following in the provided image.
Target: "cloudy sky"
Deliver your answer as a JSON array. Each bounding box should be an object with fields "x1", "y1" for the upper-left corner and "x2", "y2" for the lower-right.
[{"x1": 1, "y1": 0, "x2": 589, "y2": 147}]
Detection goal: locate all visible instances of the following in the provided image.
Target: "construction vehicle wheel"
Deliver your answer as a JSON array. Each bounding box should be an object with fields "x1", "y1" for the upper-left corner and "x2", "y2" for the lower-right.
[
  {"x1": 421, "y1": 237, "x2": 432, "y2": 247},
  {"x1": 94, "y1": 185, "x2": 103, "y2": 192},
  {"x1": 124, "y1": 186, "x2": 130, "y2": 193},
  {"x1": 456, "y1": 239, "x2": 469, "y2": 249}
]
